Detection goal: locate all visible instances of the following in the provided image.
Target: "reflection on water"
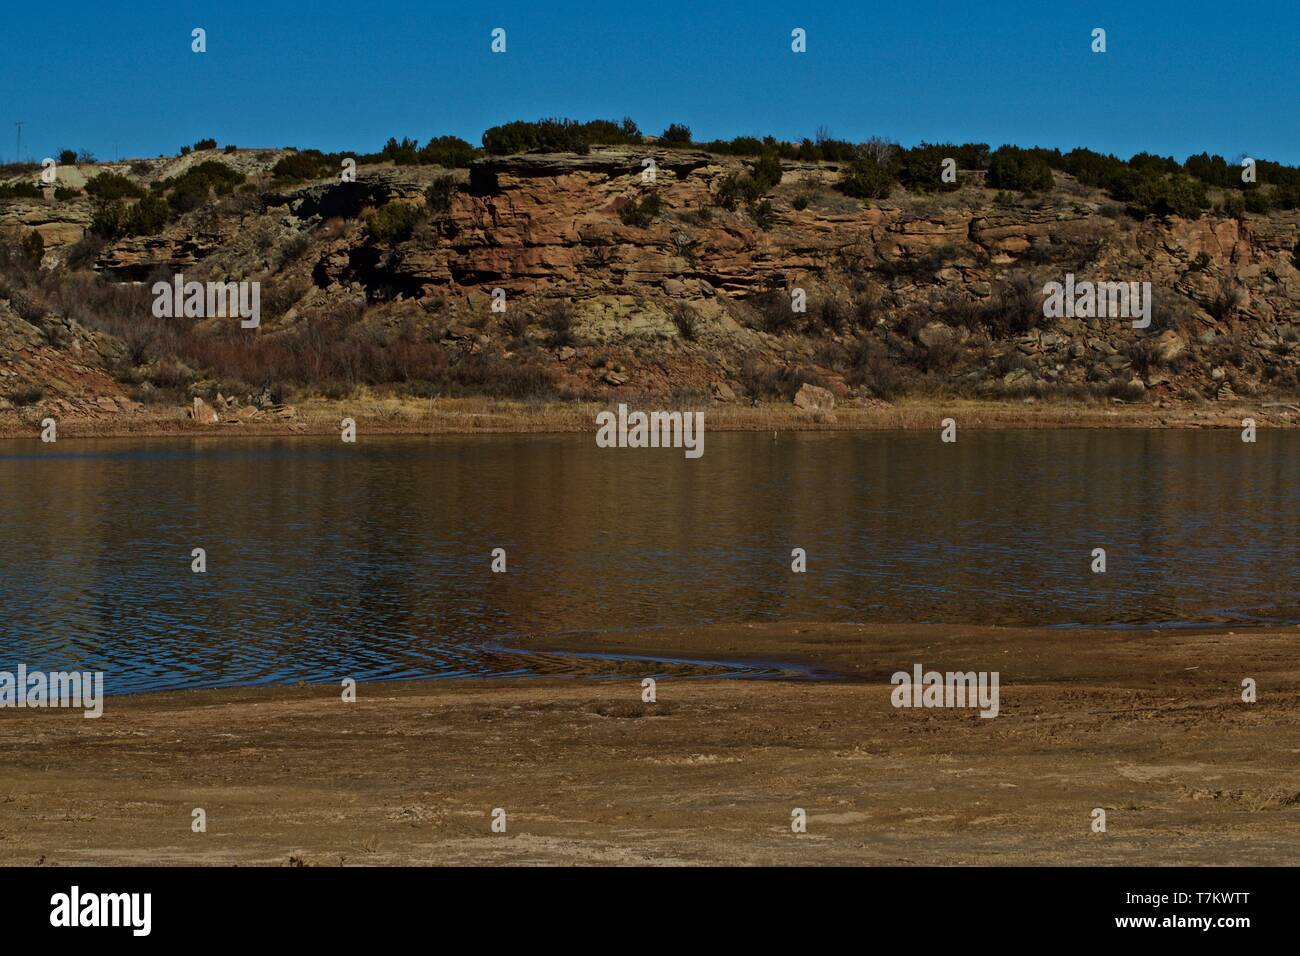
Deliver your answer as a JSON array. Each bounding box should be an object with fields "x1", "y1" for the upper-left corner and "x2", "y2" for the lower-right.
[{"x1": 1, "y1": 430, "x2": 1297, "y2": 693}]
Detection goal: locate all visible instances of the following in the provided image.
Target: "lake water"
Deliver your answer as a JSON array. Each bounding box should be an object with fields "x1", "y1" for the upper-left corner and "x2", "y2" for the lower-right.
[{"x1": 1, "y1": 430, "x2": 1297, "y2": 694}]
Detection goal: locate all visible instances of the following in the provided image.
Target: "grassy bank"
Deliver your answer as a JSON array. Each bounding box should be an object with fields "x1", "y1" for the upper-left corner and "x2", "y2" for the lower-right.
[{"x1": 2, "y1": 396, "x2": 1296, "y2": 441}]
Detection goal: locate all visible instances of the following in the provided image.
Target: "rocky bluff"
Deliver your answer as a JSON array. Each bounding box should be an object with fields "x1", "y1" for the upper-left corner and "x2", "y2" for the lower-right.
[{"x1": 3, "y1": 144, "x2": 1300, "y2": 417}]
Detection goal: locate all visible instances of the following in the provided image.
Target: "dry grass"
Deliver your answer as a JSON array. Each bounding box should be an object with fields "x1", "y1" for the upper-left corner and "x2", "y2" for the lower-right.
[{"x1": 2, "y1": 395, "x2": 1292, "y2": 441}]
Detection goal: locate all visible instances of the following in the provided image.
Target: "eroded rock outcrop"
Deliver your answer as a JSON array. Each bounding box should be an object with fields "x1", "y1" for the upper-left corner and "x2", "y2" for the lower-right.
[{"x1": 3, "y1": 143, "x2": 1300, "y2": 411}]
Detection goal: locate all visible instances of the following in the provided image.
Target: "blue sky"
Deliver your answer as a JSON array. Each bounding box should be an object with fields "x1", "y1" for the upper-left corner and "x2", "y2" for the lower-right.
[{"x1": 3, "y1": 0, "x2": 1297, "y2": 164}]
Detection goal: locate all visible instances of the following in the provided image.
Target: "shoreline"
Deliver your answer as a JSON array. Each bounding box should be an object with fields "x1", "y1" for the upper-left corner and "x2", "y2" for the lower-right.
[
  {"x1": 3, "y1": 622, "x2": 1298, "y2": 866},
  {"x1": 1, "y1": 396, "x2": 1295, "y2": 441}
]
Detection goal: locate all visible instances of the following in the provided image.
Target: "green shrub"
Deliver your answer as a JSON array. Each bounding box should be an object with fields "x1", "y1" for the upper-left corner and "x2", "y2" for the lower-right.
[
  {"x1": 159, "y1": 160, "x2": 246, "y2": 212},
  {"x1": 1244, "y1": 190, "x2": 1271, "y2": 214},
  {"x1": 817, "y1": 138, "x2": 860, "y2": 162},
  {"x1": 986, "y1": 147, "x2": 1054, "y2": 192},
  {"x1": 618, "y1": 117, "x2": 641, "y2": 141},
  {"x1": 193, "y1": 138, "x2": 217, "y2": 151},
  {"x1": 365, "y1": 202, "x2": 425, "y2": 242},
  {"x1": 1128, "y1": 151, "x2": 1180, "y2": 177},
  {"x1": 58, "y1": 149, "x2": 77, "y2": 165},
  {"x1": 570, "y1": 118, "x2": 641, "y2": 146},
  {"x1": 479, "y1": 118, "x2": 641, "y2": 156},
  {"x1": 715, "y1": 173, "x2": 745, "y2": 210},
  {"x1": 379, "y1": 136, "x2": 420, "y2": 164},
  {"x1": 482, "y1": 118, "x2": 588, "y2": 155},
  {"x1": 1124, "y1": 171, "x2": 1209, "y2": 219},
  {"x1": 0, "y1": 181, "x2": 43, "y2": 200},
  {"x1": 417, "y1": 135, "x2": 476, "y2": 167},
  {"x1": 619, "y1": 190, "x2": 661, "y2": 227},
  {"x1": 899, "y1": 143, "x2": 962, "y2": 192},
  {"x1": 54, "y1": 186, "x2": 80, "y2": 200},
  {"x1": 270, "y1": 150, "x2": 336, "y2": 183},
  {"x1": 84, "y1": 172, "x2": 144, "y2": 200},
  {"x1": 425, "y1": 175, "x2": 458, "y2": 215},
  {"x1": 1271, "y1": 183, "x2": 1300, "y2": 210},
  {"x1": 90, "y1": 194, "x2": 170, "y2": 238},
  {"x1": 660, "y1": 123, "x2": 692, "y2": 145},
  {"x1": 838, "y1": 156, "x2": 896, "y2": 200},
  {"x1": 714, "y1": 153, "x2": 784, "y2": 210},
  {"x1": 1059, "y1": 147, "x2": 1128, "y2": 190},
  {"x1": 749, "y1": 199, "x2": 775, "y2": 230},
  {"x1": 1183, "y1": 152, "x2": 1233, "y2": 188},
  {"x1": 696, "y1": 133, "x2": 857, "y2": 163},
  {"x1": 950, "y1": 143, "x2": 991, "y2": 171},
  {"x1": 127, "y1": 195, "x2": 170, "y2": 234},
  {"x1": 482, "y1": 122, "x2": 531, "y2": 155},
  {"x1": 1216, "y1": 192, "x2": 1245, "y2": 218},
  {"x1": 750, "y1": 153, "x2": 783, "y2": 192},
  {"x1": 378, "y1": 135, "x2": 476, "y2": 166},
  {"x1": 534, "y1": 118, "x2": 590, "y2": 153}
]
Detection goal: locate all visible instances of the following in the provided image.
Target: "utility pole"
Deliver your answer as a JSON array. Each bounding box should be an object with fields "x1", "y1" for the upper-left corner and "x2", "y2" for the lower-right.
[{"x1": 14, "y1": 121, "x2": 23, "y2": 164}]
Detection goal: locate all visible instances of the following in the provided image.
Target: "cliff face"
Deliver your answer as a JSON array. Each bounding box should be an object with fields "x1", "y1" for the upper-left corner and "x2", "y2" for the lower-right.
[{"x1": 3, "y1": 145, "x2": 1300, "y2": 419}]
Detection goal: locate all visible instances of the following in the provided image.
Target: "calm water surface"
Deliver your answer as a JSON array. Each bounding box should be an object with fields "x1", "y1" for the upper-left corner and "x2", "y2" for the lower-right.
[{"x1": 1, "y1": 431, "x2": 1297, "y2": 693}]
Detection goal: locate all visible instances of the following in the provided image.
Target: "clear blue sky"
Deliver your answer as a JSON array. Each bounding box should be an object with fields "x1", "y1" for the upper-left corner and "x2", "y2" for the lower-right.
[{"x1": 3, "y1": 0, "x2": 1297, "y2": 165}]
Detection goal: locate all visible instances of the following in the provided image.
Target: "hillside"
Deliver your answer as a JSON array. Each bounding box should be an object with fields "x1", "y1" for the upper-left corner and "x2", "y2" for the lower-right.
[{"x1": 3, "y1": 140, "x2": 1300, "y2": 429}]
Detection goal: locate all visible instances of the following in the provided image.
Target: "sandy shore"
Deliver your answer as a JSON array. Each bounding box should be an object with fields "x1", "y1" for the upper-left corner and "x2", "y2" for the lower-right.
[
  {"x1": 2, "y1": 622, "x2": 1298, "y2": 866},
  {"x1": 2, "y1": 396, "x2": 1297, "y2": 440}
]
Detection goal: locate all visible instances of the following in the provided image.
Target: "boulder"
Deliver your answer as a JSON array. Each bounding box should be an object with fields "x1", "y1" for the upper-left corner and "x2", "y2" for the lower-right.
[
  {"x1": 710, "y1": 381, "x2": 737, "y2": 403},
  {"x1": 793, "y1": 382, "x2": 835, "y2": 411},
  {"x1": 917, "y1": 322, "x2": 957, "y2": 349},
  {"x1": 1152, "y1": 329, "x2": 1186, "y2": 364},
  {"x1": 191, "y1": 397, "x2": 219, "y2": 424}
]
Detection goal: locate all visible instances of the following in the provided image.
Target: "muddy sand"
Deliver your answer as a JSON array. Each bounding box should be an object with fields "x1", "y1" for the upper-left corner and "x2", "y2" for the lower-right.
[{"x1": 1, "y1": 622, "x2": 1298, "y2": 866}]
